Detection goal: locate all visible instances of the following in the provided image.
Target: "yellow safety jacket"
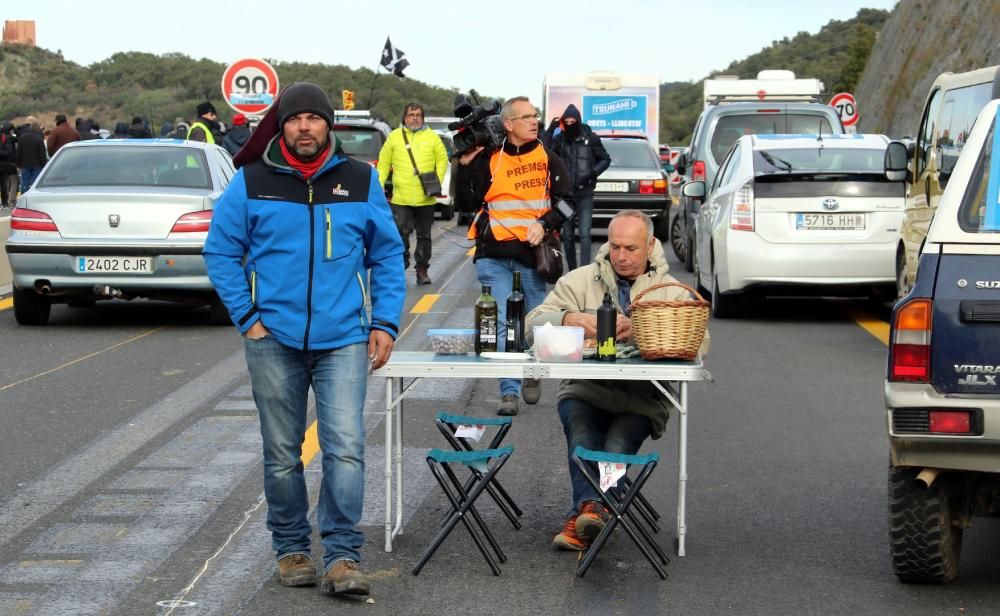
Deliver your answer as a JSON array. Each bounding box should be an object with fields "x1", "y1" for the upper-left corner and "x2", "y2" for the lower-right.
[
  {"x1": 187, "y1": 121, "x2": 215, "y2": 145},
  {"x1": 469, "y1": 146, "x2": 550, "y2": 241},
  {"x1": 376, "y1": 126, "x2": 447, "y2": 206}
]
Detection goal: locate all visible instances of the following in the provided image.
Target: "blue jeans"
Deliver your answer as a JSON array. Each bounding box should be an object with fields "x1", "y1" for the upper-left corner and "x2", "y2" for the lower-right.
[
  {"x1": 475, "y1": 257, "x2": 549, "y2": 397},
  {"x1": 561, "y1": 193, "x2": 594, "y2": 271},
  {"x1": 20, "y1": 167, "x2": 41, "y2": 194},
  {"x1": 243, "y1": 336, "x2": 368, "y2": 571},
  {"x1": 557, "y1": 397, "x2": 652, "y2": 516}
]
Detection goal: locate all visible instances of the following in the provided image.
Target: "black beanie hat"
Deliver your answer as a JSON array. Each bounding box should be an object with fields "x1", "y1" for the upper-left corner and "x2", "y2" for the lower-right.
[
  {"x1": 277, "y1": 82, "x2": 334, "y2": 129},
  {"x1": 197, "y1": 101, "x2": 216, "y2": 116}
]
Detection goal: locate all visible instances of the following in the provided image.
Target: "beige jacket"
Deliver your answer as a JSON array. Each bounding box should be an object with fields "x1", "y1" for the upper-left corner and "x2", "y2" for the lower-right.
[{"x1": 525, "y1": 239, "x2": 709, "y2": 438}]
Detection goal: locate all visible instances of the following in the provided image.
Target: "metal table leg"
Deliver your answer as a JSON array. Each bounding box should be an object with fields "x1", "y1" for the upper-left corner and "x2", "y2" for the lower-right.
[
  {"x1": 678, "y1": 382, "x2": 688, "y2": 557},
  {"x1": 384, "y1": 376, "x2": 394, "y2": 552},
  {"x1": 394, "y1": 376, "x2": 404, "y2": 539}
]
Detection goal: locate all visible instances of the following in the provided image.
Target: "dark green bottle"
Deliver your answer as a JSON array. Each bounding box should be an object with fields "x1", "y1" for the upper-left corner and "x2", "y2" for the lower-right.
[
  {"x1": 506, "y1": 271, "x2": 526, "y2": 352},
  {"x1": 475, "y1": 285, "x2": 498, "y2": 354}
]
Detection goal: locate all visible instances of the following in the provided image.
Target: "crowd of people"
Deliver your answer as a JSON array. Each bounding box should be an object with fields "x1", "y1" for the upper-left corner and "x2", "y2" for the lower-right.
[{"x1": 0, "y1": 103, "x2": 252, "y2": 208}]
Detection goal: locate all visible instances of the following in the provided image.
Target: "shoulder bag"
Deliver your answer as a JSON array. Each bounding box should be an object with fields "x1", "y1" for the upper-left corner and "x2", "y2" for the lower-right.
[
  {"x1": 534, "y1": 230, "x2": 563, "y2": 284},
  {"x1": 402, "y1": 130, "x2": 443, "y2": 197}
]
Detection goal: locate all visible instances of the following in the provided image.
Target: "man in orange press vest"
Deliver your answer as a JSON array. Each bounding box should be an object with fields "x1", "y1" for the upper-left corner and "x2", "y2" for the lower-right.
[{"x1": 457, "y1": 96, "x2": 571, "y2": 416}]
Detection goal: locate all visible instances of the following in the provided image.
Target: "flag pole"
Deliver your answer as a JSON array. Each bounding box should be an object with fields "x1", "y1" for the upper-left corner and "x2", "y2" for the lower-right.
[{"x1": 366, "y1": 67, "x2": 381, "y2": 110}]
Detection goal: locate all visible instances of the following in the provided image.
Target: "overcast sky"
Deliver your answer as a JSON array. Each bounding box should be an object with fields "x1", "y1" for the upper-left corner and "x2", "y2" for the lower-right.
[{"x1": 8, "y1": 0, "x2": 897, "y2": 100}]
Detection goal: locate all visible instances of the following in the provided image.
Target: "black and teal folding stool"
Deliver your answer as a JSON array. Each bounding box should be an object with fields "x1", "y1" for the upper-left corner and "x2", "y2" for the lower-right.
[
  {"x1": 434, "y1": 411, "x2": 523, "y2": 529},
  {"x1": 412, "y1": 445, "x2": 514, "y2": 576},
  {"x1": 571, "y1": 446, "x2": 670, "y2": 580}
]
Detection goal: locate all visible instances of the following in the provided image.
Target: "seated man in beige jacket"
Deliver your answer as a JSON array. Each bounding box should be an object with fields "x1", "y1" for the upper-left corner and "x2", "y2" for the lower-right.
[{"x1": 525, "y1": 209, "x2": 710, "y2": 552}]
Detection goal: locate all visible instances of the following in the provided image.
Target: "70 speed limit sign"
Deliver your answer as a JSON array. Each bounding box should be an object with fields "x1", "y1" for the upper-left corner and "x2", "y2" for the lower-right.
[
  {"x1": 830, "y1": 92, "x2": 858, "y2": 127},
  {"x1": 221, "y1": 58, "x2": 279, "y2": 115}
]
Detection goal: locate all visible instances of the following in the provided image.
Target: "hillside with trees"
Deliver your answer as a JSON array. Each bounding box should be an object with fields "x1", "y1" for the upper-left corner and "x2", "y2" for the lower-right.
[
  {"x1": 1, "y1": 7, "x2": 887, "y2": 139},
  {"x1": 660, "y1": 8, "x2": 888, "y2": 146},
  {"x1": 0, "y1": 44, "x2": 469, "y2": 130}
]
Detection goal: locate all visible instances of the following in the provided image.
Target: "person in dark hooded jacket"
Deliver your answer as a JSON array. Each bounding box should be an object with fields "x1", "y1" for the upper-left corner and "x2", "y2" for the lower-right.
[
  {"x1": 0, "y1": 122, "x2": 18, "y2": 207},
  {"x1": 75, "y1": 117, "x2": 98, "y2": 141},
  {"x1": 221, "y1": 113, "x2": 250, "y2": 156},
  {"x1": 127, "y1": 116, "x2": 153, "y2": 139},
  {"x1": 551, "y1": 104, "x2": 611, "y2": 270},
  {"x1": 108, "y1": 122, "x2": 130, "y2": 139}
]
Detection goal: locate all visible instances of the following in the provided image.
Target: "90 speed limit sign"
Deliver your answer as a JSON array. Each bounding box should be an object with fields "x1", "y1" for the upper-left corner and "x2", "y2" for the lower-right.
[
  {"x1": 830, "y1": 92, "x2": 858, "y2": 127},
  {"x1": 221, "y1": 58, "x2": 279, "y2": 115}
]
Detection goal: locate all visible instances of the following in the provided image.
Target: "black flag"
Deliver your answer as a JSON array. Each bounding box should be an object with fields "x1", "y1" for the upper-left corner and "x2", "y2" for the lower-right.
[{"x1": 380, "y1": 37, "x2": 409, "y2": 78}]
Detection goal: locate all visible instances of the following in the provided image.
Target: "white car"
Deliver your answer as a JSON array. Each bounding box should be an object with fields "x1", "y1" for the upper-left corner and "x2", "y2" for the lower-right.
[{"x1": 686, "y1": 133, "x2": 904, "y2": 317}]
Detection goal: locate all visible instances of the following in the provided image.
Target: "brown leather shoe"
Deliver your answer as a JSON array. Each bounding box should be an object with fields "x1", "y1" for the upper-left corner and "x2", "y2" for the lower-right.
[
  {"x1": 320, "y1": 559, "x2": 370, "y2": 596},
  {"x1": 277, "y1": 553, "x2": 317, "y2": 587}
]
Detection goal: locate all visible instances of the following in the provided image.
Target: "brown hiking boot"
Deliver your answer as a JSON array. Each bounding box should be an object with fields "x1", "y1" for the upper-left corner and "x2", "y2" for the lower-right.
[
  {"x1": 575, "y1": 501, "x2": 611, "y2": 541},
  {"x1": 277, "y1": 553, "x2": 317, "y2": 587},
  {"x1": 320, "y1": 559, "x2": 370, "y2": 596},
  {"x1": 415, "y1": 266, "x2": 432, "y2": 285},
  {"x1": 552, "y1": 516, "x2": 587, "y2": 551}
]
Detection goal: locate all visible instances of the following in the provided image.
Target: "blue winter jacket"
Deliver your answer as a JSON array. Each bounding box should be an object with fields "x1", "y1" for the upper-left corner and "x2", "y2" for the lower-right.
[{"x1": 203, "y1": 136, "x2": 406, "y2": 350}]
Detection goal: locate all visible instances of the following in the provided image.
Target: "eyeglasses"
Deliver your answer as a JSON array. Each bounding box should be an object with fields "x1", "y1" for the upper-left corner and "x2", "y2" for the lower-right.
[{"x1": 510, "y1": 113, "x2": 540, "y2": 123}]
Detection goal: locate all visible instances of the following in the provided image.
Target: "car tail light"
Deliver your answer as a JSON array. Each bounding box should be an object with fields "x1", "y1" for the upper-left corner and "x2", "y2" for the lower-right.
[
  {"x1": 928, "y1": 410, "x2": 972, "y2": 434},
  {"x1": 639, "y1": 179, "x2": 667, "y2": 194},
  {"x1": 692, "y1": 160, "x2": 706, "y2": 182},
  {"x1": 755, "y1": 109, "x2": 781, "y2": 113},
  {"x1": 729, "y1": 180, "x2": 754, "y2": 231},
  {"x1": 11, "y1": 207, "x2": 59, "y2": 232},
  {"x1": 890, "y1": 299, "x2": 932, "y2": 382},
  {"x1": 170, "y1": 210, "x2": 213, "y2": 233}
]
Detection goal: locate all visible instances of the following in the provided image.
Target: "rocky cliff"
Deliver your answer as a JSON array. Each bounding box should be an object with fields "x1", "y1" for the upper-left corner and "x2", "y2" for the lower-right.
[{"x1": 856, "y1": 0, "x2": 1000, "y2": 137}]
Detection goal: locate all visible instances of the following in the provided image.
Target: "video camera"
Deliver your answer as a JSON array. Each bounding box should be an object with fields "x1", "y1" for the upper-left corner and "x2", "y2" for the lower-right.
[{"x1": 449, "y1": 90, "x2": 505, "y2": 156}]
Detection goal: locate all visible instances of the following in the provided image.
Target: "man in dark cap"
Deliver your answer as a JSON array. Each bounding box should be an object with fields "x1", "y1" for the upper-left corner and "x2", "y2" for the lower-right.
[
  {"x1": 127, "y1": 116, "x2": 152, "y2": 139},
  {"x1": 187, "y1": 101, "x2": 223, "y2": 144},
  {"x1": 204, "y1": 82, "x2": 405, "y2": 599},
  {"x1": 47, "y1": 113, "x2": 80, "y2": 157},
  {"x1": 221, "y1": 113, "x2": 250, "y2": 156}
]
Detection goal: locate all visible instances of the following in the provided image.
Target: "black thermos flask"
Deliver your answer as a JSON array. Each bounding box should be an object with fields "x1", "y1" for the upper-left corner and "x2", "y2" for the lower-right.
[{"x1": 597, "y1": 292, "x2": 616, "y2": 362}]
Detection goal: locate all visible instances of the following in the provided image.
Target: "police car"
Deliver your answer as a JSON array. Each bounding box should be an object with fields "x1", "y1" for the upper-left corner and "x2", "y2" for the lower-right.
[{"x1": 885, "y1": 99, "x2": 1000, "y2": 583}]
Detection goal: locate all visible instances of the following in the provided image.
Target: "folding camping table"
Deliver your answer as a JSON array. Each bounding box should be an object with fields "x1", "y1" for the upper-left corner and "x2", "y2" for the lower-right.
[{"x1": 373, "y1": 352, "x2": 711, "y2": 556}]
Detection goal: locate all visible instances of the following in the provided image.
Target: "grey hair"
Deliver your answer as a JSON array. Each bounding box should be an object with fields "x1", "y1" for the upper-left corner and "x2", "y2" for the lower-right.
[
  {"x1": 500, "y1": 96, "x2": 531, "y2": 122},
  {"x1": 610, "y1": 210, "x2": 655, "y2": 241}
]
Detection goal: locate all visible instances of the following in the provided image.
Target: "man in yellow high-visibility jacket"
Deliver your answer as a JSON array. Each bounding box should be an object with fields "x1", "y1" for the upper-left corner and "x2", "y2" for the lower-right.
[
  {"x1": 377, "y1": 103, "x2": 447, "y2": 285},
  {"x1": 187, "y1": 101, "x2": 223, "y2": 145}
]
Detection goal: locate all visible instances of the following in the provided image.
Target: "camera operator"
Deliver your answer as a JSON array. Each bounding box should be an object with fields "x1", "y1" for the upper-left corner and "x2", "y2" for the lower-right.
[{"x1": 456, "y1": 96, "x2": 571, "y2": 416}]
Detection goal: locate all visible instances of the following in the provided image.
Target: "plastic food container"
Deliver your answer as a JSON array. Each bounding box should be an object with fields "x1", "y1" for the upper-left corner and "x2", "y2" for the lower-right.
[
  {"x1": 533, "y1": 325, "x2": 585, "y2": 362},
  {"x1": 428, "y1": 329, "x2": 476, "y2": 355}
]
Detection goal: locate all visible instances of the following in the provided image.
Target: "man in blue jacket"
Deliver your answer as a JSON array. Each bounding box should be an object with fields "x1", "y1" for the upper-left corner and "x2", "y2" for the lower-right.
[{"x1": 204, "y1": 82, "x2": 405, "y2": 599}]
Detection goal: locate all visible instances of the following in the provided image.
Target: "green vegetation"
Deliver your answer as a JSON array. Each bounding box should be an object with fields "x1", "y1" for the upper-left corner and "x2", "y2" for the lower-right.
[
  {"x1": 0, "y1": 44, "x2": 469, "y2": 130},
  {"x1": 660, "y1": 8, "x2": 888, "y2": 146},
  {"x1": 1, "y1": 7, "x2": 887, "y2": 141}
]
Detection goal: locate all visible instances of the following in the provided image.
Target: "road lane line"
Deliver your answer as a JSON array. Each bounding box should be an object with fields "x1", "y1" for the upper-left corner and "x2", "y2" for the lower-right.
[
  {"x1": 0, "y1": 297, "x2": 11, "y2": 311},
  {"x1": 845, "y1": 306, "x2": 890, "y2": 346},
  {"x1": 0, "y1": 326, "x2": 168, "y2": 392},
  {"x1": 466, "y1": 246, "x2": 475, "y2": 256},
  {"x1": 410, "y1": 293, "x2": 440, "y2": 314},
  {"x1": 301, "y1": 421, "x2": 319, "y2": 467}
]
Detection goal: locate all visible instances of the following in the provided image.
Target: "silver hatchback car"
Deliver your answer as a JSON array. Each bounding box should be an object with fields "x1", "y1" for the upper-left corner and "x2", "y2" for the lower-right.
[{"x1": 5, "y1": 139, "x2": 235, "y2": 325}]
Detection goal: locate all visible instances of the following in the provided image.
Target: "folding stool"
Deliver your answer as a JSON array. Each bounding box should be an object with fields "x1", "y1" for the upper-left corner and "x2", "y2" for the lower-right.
[
  {"x1": 571, "y1": 446, "x2": 670, "y2": 580},
  {"x1": 434, "y1": 411, "x2": 523, "y2": 529},
  {"x1": 412, "y1": 445, "x2": 514, "y2": 576}
]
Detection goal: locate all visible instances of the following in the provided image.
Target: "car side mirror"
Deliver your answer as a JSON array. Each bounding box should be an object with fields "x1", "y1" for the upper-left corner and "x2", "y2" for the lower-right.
[
  {"x1": 682, "y1": 180, "x2": 706, "y2": 199},
  {"x1": 884, "y1": 141, "x2": 908, "y2": 182}
]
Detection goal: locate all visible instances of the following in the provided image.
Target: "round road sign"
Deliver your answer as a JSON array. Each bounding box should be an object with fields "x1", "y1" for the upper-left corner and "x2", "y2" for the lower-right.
[
  {"x1": 830, "y1": 92, "x2": 858, "y2": 127},
  {"x1": 221, "y1": 58, "x2": 279, "y2": 115}
]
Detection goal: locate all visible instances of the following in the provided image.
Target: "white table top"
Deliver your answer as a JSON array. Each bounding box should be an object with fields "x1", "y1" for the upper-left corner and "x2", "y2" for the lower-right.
[{"x1": 373, "y1": 352, "x2": 710, "y2": 382}]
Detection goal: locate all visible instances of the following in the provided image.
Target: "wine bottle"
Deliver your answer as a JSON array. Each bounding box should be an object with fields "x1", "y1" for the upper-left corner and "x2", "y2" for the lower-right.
[
  {"x1": 506, "y1": 271, "x2": 526, "y2": 352},
  {"x1": 475, "y1": 285, "x2": 498, "y2": 354}
]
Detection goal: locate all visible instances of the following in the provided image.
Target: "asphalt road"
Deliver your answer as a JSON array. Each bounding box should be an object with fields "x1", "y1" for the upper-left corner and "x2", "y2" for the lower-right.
[{"x1": 1, "y1": 218, "x2": 999, "y2": 615}]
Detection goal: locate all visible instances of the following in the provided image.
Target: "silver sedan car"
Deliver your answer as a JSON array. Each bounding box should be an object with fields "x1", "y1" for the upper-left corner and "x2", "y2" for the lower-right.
[{"x1": 5, "y1": 139, "x2": 235, "y2": 325}]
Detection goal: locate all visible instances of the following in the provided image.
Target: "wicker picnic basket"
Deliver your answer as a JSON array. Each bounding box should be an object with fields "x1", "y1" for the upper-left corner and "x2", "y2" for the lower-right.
[{"x1": 630, "y1": 282, "x2": 710, "y2": 360}]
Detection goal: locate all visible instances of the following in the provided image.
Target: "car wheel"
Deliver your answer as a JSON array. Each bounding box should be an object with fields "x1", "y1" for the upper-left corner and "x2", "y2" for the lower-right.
[
  {"x1": 711, "y1": 271, "x2": 741, "y2": 319},
  {"x1": 439, "y1": 202, "x2": 455, "y2": 222},
  {"x1": 13, "y1": 287, "x2": 51, "y2": 326},
  {"x1": 654, "y1": 214, "x2": 669, "y2": 243},
  {"x1": 888, "y1": 465, "x2": 963, "y2": 584},
  {"x1": 682, "y1": 226, "x2": 695, "y2": 273},
  {"x1": 895, "y1": 247, "x2": 911, "y2": 301},
  {"x1": 670, "y1": 213, "x2": 686, "y2": 262},
  {"x1": 208, "y1": 299, "x2": 231, "y2": 326}
]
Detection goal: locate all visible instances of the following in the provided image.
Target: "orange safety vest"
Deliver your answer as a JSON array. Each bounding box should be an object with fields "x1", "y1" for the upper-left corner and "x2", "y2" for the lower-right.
[{"x1": 468, "y1": 146, "x2": 550, "y2": 241}]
